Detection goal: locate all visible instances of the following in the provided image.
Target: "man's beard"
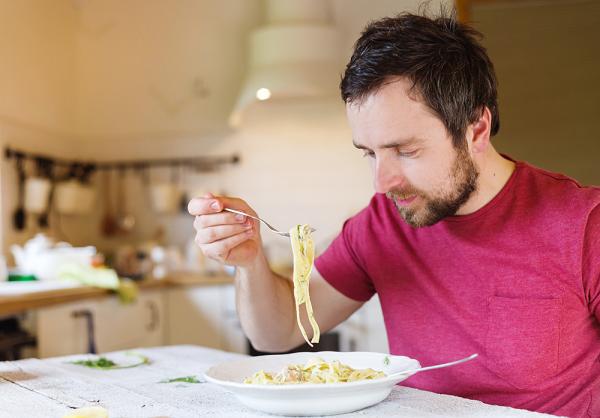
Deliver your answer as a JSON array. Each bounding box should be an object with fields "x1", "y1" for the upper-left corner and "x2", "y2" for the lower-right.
[{"x1": 386, "y1": 145, "x2": 479, "y2": 227}]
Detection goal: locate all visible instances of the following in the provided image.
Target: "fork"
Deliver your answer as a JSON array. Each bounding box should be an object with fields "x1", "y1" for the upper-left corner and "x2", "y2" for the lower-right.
[
  {"x1": 223, "y1": 208, "x2": 315, "y2": 238},
  {"x1": 387, "y1": 353, "x2": 478, "y2": 379}
]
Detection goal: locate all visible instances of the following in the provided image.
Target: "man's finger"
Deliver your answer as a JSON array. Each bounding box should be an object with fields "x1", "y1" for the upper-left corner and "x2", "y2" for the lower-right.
[
  {"x1": 188, "y1": 195, "x2": 252, "y2": 216},
  {"x1": 187, "y1": 197, "x2": 222, "y2": 215},
  {"x1": 202, "y1": 228, "x2": 254, "y2": 260},
  {"x1": 195, "y1": 223, "x2": 252, "y2": 245},
  {"x1": 193, "y1": 212, "x2": 247, "y2": 230}
]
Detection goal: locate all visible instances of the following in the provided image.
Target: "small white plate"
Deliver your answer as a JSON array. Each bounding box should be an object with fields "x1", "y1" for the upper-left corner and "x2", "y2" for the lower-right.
[{"x1": 204, "y1": 351, "x2": 420, "y2": 416}]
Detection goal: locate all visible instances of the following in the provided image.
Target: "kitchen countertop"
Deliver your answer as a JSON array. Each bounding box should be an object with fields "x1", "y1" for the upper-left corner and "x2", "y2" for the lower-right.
[
  {"x1": 0, "y1": 272, "x2": 234, "y2": 316},
  {"x1": 0, "y1": 345, "x2": 560, "y2": 418}
]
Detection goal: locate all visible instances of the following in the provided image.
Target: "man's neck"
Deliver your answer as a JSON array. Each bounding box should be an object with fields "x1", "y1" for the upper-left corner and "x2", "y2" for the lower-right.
[{"x1": 456, "y1": 148, "x2": 516, "y2": 216}]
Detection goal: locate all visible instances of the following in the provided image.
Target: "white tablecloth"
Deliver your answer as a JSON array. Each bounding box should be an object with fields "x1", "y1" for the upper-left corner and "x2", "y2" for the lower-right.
[{"x1": 0, "y1": 345, "x2": 560, "y2": 418}]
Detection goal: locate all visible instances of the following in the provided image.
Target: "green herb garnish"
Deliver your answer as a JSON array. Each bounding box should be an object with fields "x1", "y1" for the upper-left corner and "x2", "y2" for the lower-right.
[
  {"x1": 160, "y1": 376, "x2": 202, "y2": 384},
  {"x1": 72, "y1": 357, "x2": 117, "y2": 369},
  {"x1": 70, "y1": 352, "x2": 150, "y2": 370},
  {"x1": 383, "y1": 356, "x2": 390, "y2": 366}
]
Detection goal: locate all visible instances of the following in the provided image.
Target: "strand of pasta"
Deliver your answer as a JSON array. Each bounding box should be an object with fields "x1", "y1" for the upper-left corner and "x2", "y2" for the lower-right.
[{"x1": 290, "y1": 224, "x2": 320, "y2": 347}]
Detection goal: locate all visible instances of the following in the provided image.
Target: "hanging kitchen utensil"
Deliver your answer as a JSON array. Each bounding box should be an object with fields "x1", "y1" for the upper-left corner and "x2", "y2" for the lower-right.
[
  {"x1": 139, "y1": 163, "x2": 153, "y2": 210},
  {"x1": 55, "y1": 163, "x2": 97, "y2": 216},
  {"x1": 80, "y1": 163, "x2": 96, "y2": 185},
  {"x1": 75, "y1": 163, "x2": 96, "y2": 215},
  {"x1": 178, "y1": 163, "x2": 188, "y2": 213},
  {"x1": 116, "y1": 167, "x2": 135, "y2": 234},
  {"x1": 100, "y1": 169, "x2": 118, "y2": 236},
  {"x1": 37, "y1": 158, "x2": 55, "y2": 228},
  {"x1": 12, "y1": 153, "x2": 26, "y2": 231},
  {"x1": 168, "y1": 163, "x2": 183, "y2": 214}
]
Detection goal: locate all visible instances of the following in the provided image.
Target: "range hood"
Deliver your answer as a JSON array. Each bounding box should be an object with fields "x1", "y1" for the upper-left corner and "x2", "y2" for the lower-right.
[{"x1": 229, "y1": 0, "x2": 341, "y2": 127}]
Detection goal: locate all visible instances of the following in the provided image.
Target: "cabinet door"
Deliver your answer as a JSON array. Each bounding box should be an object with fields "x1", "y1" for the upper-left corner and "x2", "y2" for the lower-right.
[
  {"x1": 165, "y1": 284, "x2": 248, "y2": 353},
  {"x1": 36, "y1": 300, "x2": 99, "y2": 358},
  {"x1": 36, "y1": 291, "x2": 166, "y2": 358},
  {"x1": 165, "y1": 285, "x2": 224, "y2": 349},
  {"x1": 220, "y1": 285, "x2": 247, "y2": 354},
  {"x1": 335, "y1": 295, "x2": 388, "y2": 353},
  {"x1": 94, "y1": 290, "x2": 165, "y2": 353}
]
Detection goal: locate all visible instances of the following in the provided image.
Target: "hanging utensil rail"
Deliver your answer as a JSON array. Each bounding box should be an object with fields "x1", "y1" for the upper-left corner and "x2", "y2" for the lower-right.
[{"x1": 4, "y1": 147, "x2": 240, "y2": 173}]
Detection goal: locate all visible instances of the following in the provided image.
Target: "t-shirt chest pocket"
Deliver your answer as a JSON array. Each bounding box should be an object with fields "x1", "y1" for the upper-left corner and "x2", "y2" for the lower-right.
[{"x1": 485, "y1": 295, "x2": 561, "y2": 389}]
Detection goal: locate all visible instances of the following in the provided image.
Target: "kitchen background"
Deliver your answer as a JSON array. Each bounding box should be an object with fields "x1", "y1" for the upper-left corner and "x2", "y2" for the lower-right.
[{"x1": 0, "y1": 0, "x2": 598, "y2": 360}]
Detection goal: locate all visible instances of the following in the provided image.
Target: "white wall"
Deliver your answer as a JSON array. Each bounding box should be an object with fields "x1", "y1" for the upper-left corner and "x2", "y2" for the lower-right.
[
  {"x1": 0, "y1": 0, "x2": 77, "y2": 254},
  {"x1": 0, "y1": 0, "x2": 76, "y2": 136},
  {"x1": 71, "y1": 0, "x2": 261, "y2": 142},
  {"x1": 473, "y1": 0, "x2": 600, "y2": 185}
]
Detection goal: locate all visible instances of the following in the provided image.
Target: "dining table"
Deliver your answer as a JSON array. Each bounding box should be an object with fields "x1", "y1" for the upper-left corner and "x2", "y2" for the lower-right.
[{"x1": 0, "y1": 345, "x2": 562, "y2": 418}]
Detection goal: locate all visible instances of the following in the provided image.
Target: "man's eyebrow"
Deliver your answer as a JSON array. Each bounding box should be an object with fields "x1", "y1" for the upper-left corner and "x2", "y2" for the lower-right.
[{"x1": 353, "y1": 136, "x2": 425, "y2": 150}]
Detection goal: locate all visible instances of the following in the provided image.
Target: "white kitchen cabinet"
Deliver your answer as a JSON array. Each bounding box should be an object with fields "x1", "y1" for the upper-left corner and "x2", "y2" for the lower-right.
[
  {"x1": 219, "y1": 285, "x2": 248, "y2": 353},
  {"x1": 94, "y1": 290, "x2": 165, "y2": 353},
  {"x1": 35, "y1": 290, "x2": 165, "y2": 358},
  {"x1": 35, "y1": 300, "x2": 95, "y2": 358},
  {"x1": 165, "y1": 283, "x2": 247, "y2": 354},
  {"x1": 335, "y1": 295, "x2": 389, "y2": 353}
]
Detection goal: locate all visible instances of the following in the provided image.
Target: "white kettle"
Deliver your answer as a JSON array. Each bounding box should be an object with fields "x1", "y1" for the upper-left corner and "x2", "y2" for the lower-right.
[{"x1": 10, "y1": 233, "x2": 96, "y2": 281}]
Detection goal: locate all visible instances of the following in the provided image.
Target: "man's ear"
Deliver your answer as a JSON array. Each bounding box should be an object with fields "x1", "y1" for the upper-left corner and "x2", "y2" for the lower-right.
[{"x1": 467, "y1": 106, "x2": 492, "y2": 154}]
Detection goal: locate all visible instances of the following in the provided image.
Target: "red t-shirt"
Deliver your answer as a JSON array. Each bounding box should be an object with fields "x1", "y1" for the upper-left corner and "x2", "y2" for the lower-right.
[{"x1": 315, "y1": 160, "x2": 600, "y2": 417}]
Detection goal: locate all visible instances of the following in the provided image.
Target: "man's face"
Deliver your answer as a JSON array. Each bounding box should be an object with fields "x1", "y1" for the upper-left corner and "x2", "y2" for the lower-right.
[{"x1": 346, "y1": 77, "x2": 478, "y2": 227}]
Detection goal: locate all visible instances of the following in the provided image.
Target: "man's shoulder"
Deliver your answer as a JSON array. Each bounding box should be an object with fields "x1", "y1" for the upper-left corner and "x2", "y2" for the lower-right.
[
  {"x1": 517, "y1": 161, "x2": 600, "y2": 207},
  {"x1": 340, "y1": 194, "x2": 401, "y2": 241}
]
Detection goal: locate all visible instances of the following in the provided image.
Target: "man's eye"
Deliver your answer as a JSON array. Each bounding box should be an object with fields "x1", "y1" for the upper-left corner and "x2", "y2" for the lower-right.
[
  {"x1": 397, "y1": 149, "x2": 419, "y2": 158},
  {"x1": 362, "y1": 150, "x2": 375, "y2": 158}
]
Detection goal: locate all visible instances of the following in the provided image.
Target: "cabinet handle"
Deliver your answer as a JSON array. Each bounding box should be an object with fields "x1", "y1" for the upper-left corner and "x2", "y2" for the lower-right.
[
  {"x1": 146, "y1": 301, "x2": 159, "y2": 332},
  {"x1": 71, "y1": 309, "x2": 97, "y2": 354}
]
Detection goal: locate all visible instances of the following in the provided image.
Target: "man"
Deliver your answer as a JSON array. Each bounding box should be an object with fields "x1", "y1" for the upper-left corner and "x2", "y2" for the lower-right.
[{"x1": 188, "y1": 11, "x2": 600, "y2": 417}]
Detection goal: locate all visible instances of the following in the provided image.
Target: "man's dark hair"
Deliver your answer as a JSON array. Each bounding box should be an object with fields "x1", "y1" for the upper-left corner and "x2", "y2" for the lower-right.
[{"x1": 340, "y1": 9, "x2": 500, "y2": 147}]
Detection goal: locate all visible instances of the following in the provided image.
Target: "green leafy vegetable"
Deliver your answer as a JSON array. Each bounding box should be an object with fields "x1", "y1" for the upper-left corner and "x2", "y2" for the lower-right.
[
  {"x1": 160, "y1": 376, "x2": 202, "y2": 384},
  {"x1": 70, "y1": 352, "x2": 150, "y2": 370},
  {"x1": 383, "y1": 356, "x2": 390, "y2": 366},
  {"x1": 72, "y1": 357, "x2": 117, "y2": 369}
]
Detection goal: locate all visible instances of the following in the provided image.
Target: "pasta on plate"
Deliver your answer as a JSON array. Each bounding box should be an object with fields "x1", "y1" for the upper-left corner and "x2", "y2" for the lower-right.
[{"x1": 244, "y1": 357, "x2": 386, "y2": 385}]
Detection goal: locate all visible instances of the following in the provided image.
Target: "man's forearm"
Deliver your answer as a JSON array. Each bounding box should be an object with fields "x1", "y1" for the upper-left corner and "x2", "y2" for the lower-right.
[{"x1": 234, "y1": 253, "x2": 298, "y2": 352}]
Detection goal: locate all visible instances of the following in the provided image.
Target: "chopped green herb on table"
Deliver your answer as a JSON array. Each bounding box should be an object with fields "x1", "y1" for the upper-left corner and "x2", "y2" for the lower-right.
[
  {"x1": 70, "y1": 352, "x2": 150, "y2": 370},
  {"x1": 160, "y1": 376, "x2": 203, "y2": 384}
]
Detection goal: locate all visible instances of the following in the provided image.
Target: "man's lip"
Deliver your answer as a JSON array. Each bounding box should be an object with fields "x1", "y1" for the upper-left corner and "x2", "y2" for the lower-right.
[{"x1": 394, "y1": 195, "x2": 417, "y2": 206}]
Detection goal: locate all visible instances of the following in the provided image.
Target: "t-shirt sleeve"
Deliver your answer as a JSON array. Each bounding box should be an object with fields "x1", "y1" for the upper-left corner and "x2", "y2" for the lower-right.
[
  {"x1": 583, "y1": 203, "x2": 600, "y2": 321},
  {"x1": 314, "y1": 218, "x2": 375, "y2": 302}
]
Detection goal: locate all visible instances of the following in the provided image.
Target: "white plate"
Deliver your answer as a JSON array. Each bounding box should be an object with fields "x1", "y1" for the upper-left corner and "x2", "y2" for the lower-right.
[
  {"x1": 64, "y1": 351, "x2": 149, "y2": 370},
  {"x1": 204, "y1": 351, "x2": 420, "y2": 416}
]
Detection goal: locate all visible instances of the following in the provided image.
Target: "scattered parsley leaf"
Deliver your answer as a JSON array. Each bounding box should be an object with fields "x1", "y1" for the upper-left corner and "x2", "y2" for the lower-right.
[
  {"x1": 160, "y1": 376, "x2": 202, "y2": 384},
  {"x1": 70, "y1": 352, "x2": 150, "y2": 370},
  {"x1": 72, "y1": 357, "x2": 117, "y2": 369}
]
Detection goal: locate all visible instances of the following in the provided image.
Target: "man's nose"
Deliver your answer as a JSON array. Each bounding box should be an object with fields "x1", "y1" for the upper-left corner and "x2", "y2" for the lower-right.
[{"x1": 374, "y1": 158, "x2": 403, "y2": 194}]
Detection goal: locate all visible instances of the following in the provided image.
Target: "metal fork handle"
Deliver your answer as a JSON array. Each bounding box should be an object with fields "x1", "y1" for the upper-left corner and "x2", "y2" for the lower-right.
[
  {"x1": 389, "y1": 353, "x2": 478, "y2": 379},
  {"x1": 223, "y1": 208, "x2": 290, "y2": 237}
]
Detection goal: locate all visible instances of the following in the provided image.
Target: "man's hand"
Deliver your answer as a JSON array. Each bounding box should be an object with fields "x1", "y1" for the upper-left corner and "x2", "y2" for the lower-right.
[
  {"x1": 187, "y1": 194, "x2": 262, "y2": 267},
  {"x1": 189, "y1": 194, "x2": 364, "y2": 352}
]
